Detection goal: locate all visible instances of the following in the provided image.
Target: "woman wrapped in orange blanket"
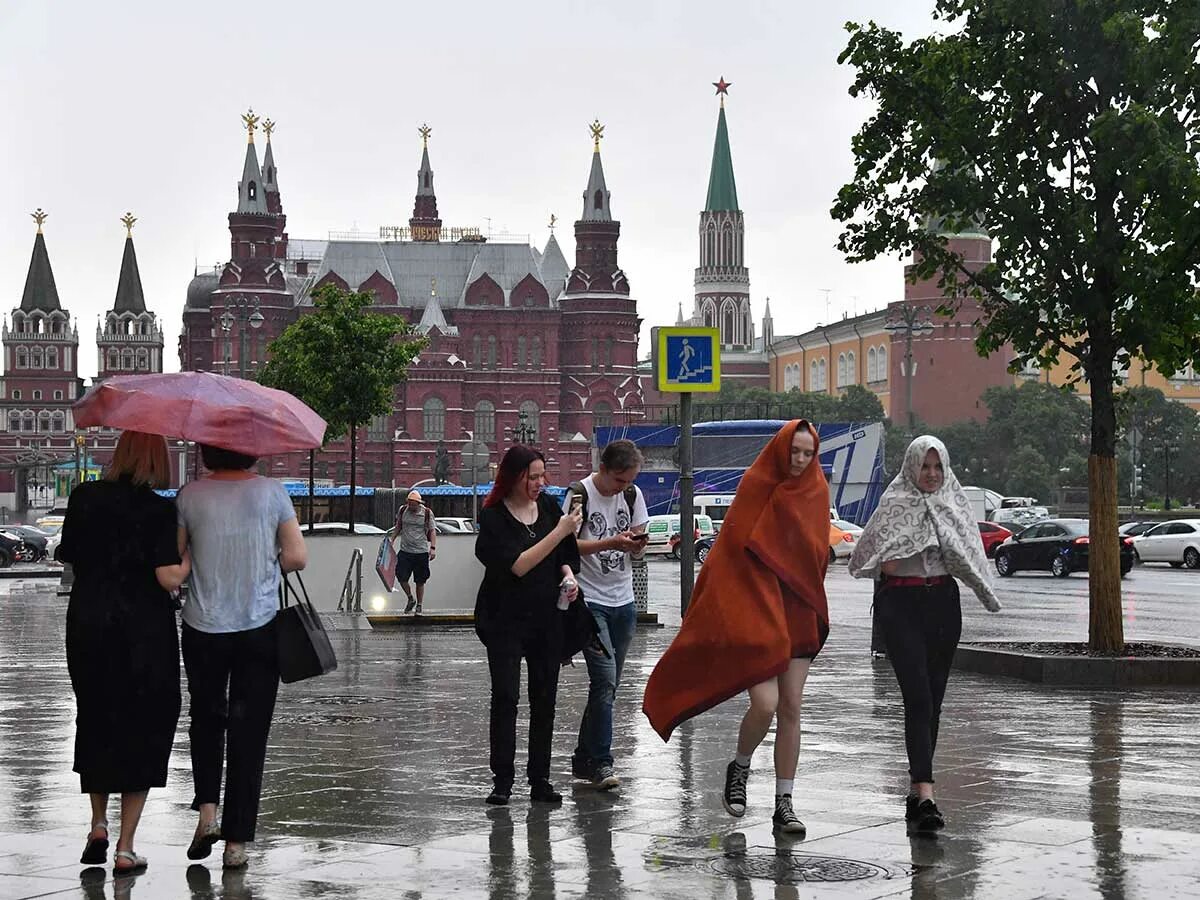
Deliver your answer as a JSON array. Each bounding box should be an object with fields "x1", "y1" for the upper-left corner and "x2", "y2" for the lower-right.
[{"x1": 643, "y1": 420, "x2": 831, "y2": 835}]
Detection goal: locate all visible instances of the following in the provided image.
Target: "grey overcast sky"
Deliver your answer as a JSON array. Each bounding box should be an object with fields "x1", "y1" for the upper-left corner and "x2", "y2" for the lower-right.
[{"x1": 1, "y1": 0, "x2": 939, "y2": 378}]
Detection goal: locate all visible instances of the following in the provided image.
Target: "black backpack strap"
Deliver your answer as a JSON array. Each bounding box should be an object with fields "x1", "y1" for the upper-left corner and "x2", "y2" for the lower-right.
[{"x1": 623, "y1": 485, "x2": 639, "y2": 522}]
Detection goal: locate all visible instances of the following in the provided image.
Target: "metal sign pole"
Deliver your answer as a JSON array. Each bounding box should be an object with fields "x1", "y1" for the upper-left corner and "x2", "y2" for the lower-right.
[{"x1": 680, "y1": 391, "x2": 695, "y2": 617}]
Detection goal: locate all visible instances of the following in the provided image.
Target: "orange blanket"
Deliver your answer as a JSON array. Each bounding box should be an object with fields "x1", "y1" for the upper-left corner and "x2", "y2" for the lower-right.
[{"x1": 642, "y1": 420, "x2": 830, "y2": 741}]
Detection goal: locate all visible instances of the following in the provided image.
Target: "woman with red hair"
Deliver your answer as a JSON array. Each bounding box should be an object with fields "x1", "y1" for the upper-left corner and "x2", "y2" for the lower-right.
[
  {"x1": 474, "y1": 445, "x2": 583, "y2": 806},
  {"x1": 643, "y1": 420, "x2": 831, "y2": 836}
]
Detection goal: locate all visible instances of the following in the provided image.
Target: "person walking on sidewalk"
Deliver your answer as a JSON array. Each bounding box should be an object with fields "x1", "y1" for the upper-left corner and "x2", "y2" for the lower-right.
[
  {"x1": 564, "y1": 439, "x2": 649, "y2": 792},
  {"x1": 59, "y1": 431, "x2": 192, "y2": 875},
  {"x1": 390, "y1": 490, "x2": 436, "y2": 614},
  {"x1": 474, "y1": 445, "x2": 583, "y2": 807},
  {"x1": 176, "y1": 443, "x2": 308, "y2": 870},
  {"x1": 643, "y1": 420, "x2": 831, "y2": 836},
  {"x1": 849, "y1": 435, "x2": 1000, "y2": 835}
]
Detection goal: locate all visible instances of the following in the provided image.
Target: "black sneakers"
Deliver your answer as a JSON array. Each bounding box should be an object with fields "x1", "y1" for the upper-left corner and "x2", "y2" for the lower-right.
[
  {"x1": 905, "y1": 794, "x2": 920, "y2": 821},
  {"x1": 486, "y1": 786, "x2": 511, "y2": 806},
  {"x1": 530, "y1": 781, "x2": 562, "y2": 804},
  {"x1": 911, "y1": 799, "x2": 945, "y2": 833},
  {"x1": 571, "y1": 755, "x2": 593, "y2": 780},
  {"x1": 403, "y1": 598, "x2": 416, "y2": 613},
  {"x1": 722, "y1": 760, "x2": 749, "y2": 817},
  {"x1": 772, "y1": 794, "x2": 807, "y2": 836}
]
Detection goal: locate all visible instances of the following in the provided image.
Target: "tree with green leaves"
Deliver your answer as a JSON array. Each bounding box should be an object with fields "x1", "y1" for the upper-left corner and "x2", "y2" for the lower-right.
[
  {"x1": 1117, "y1": 385, "x2": 1200, "y2": 508},
  {"x1": 259, "y1": 283, "x2": 426, "y2": 533},
  {"x1": 834, "y1": 1, "x2": 1200, "y2": 653}
]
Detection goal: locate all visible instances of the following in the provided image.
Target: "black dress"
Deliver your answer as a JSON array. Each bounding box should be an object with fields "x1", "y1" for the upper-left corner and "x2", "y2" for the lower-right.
[{"x1": 59, "y1": 477, "x2": 182, "y2": 793}]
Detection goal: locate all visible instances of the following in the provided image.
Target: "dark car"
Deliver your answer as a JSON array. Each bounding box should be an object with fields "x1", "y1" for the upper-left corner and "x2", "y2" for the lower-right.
[
  {"x1": 994, "y1": 518, "x2": 1135, "y2": 578},
  {"x1": 1119, "y1": 521, "x2": 1158, "y2": 538},
  {"x1": 2, "y1": 526, "x2": 48, "y2": 561},
  {"x1": 0, "y1": 531, "x2": 25, "y2": 568},
  {"x1": 694, "y1": 535, "x2": 716, "y2": 564},
  {"x1": 977, "y1": 521, "x2": 1013, "y2": 558}
]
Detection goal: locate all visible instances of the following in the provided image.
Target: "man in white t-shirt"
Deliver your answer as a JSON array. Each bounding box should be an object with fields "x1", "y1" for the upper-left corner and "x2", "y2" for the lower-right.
[{"x1": 563, "y1": 439, "x2": 649, "y2": 791}]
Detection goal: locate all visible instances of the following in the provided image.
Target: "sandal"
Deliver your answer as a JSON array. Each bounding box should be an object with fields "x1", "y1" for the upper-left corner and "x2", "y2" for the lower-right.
[
  {"x1": 112, "y1": 849, "x2": 148, "y2": 874},
  {"x1": 222, "y1": 846, "x2": 249, "y2": 870},
  {"x1": 80, "y1": 822, "x2": 109, "y2": 865},
  {"x1": 186, "y1": 820, "x2": 221, "y2": 860}
]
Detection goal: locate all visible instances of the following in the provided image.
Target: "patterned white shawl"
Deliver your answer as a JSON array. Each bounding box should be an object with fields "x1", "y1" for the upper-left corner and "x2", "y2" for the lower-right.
[{"x1": 849, "y1": 435, "x2": 1001, "y2": 612}]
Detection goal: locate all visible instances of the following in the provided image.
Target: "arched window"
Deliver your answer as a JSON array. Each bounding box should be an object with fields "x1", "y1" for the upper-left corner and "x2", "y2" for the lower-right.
[
  {"x1": 472, "y1": 335, "x2": 482, "y2": 368},
  {"x1": 136, "y1": 348, "x2": 149, "y2": 370},
  {"x1": 594, "y1": 189, "x2": 604, "y2": 211},
  {"x1": 47, "y1": 347, "x2": 58, "y2": 369},
  {"x1": 818, "y1": 358, "x2": 827, "y2": 390},
  {"x1": 723, "y1": 305, "x2": 735, "y2": 345},
  {"x1": 593, "y1": 401, "x2": 613, "y2": 429},
  {"x1": 474, "y1": 401, "x2": 496, "y2": 444},
  {"x1": 809, "y1": 361, "x2": 819, "y2": 390},
  {"x1": 422, "y1": 397, "x2": 445, "y2": 441},
  {"x1": 516, "y1": 335, "x2": 526, "y2": 368},
  {"x1": 837, "y1": 354, "x2": 847, "y2": 387},
  {"x1": 867, "y1": 347, "x2": 877, "y2": 382},
  {"x1": 487, "y1": 335, "x2": 497, "y2": 369},
  {"x1": 531, "y1": 335, "x2": 543, "y2": 367},
  {"x1": 22, "y1": 412, "x2": 34, "y2": 433},
  {"x1": 7, "y1": 411, "x2": 19, "y2": 431},
  {"x1": 16, "y1": 347, "x2": 27, "y2": 368},
  {"x1": 108, "y1": 348, "x2": 119, "y2": 371},
  {"x1": 37, "y1": 411, "x2": 51, "y2": 432},
  {"x1": 31, "y1": 347, "x2": 44, "y2": 369},
  {"x1": 846, "y1": 351, "x2": 856, "y2": 385},
  {"x1": 519, "y1": 401, "x2": 540, "y2": 443},
  {"x1": 248, "y1": 181, "x2": 257, "y2": 200},
  {"x1": 703, "y1": 302, "x2": 716, "y2": 329},
  {"x1": 10, "y1": 390, "x2": 19, "y2": 401},
  {"x1": 121, "y1": 348, "x2": 134, "y2": 370},
  {"x1": 51, "y1": 411, "x2": 65, "y2": 432},
  {"x1": 877, "y1": 345, "x2": 888, "y2": 382}
]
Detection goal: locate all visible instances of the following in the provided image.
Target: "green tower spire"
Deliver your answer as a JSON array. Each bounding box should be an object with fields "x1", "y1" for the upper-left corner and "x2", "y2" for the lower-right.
[{"x1": 705, "y1": 101, "x2": 739, "y2": 212}]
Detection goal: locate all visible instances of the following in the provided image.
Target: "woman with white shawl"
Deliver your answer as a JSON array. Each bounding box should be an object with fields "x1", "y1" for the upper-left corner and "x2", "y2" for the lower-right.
[{"x1": 850, "y1": 435, "x2": 1000, "y2": 835}]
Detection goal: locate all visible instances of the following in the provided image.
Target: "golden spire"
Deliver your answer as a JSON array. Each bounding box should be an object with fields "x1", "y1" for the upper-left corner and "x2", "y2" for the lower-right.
[
  {"x1": 31, "y1": 208, "x2": 48, "y2": 233},
  {"x1": 548, "y1": 214, "x2": 557, "y2": 234},
  {"x1": 263, "y1": 118, "x2": 275, "y2": 142},
  {"x1": 120, "y1": 212, "x2": 137, "y2": 237},
  {"x1": 419, "y1": 123, "x2": 432, "y2": 149},
  {"x1": 242, "y1": 108, "x2": 260, "y2": 143},
  {"x1": 589, "y1": 119, "x2": 605, "y2": 152}
]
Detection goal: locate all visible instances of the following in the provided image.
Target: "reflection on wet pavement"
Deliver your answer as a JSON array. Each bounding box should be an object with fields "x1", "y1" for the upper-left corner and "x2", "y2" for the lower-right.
[{"x1": 0, "y1": 569, "x2": 1198, "y2": 899}]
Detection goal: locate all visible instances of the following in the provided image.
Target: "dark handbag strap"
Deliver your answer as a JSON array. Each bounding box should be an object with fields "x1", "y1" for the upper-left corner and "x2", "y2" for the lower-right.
[{"x1": 278, "y1": 569, "x2": 315, "y2": 614}]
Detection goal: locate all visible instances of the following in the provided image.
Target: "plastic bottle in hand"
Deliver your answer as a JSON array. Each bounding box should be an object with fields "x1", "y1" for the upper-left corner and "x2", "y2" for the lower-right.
[{"x1": 557, "y1": 576, "x2": 576, "y2": 610}]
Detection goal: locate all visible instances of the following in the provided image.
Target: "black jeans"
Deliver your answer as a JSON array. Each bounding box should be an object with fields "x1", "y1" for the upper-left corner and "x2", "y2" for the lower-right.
[
  {"x1": 181, "y1": 619, "x2": 279, "y2": 842},
  {"x1": 875, "y1": 579, "x2": 962, "y2": 784},
  {"x1": 486, "y1": 634, "x2": 562, "y2": 789}
]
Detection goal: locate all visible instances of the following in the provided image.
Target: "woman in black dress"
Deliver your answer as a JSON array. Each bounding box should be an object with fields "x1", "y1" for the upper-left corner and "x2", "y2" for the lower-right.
[
  {"x1": 474, "y1": 445, "x2": 582, "y2": 806},
  {"x1": 59, "y1": 431, "x2": 191, "y2": 873}
]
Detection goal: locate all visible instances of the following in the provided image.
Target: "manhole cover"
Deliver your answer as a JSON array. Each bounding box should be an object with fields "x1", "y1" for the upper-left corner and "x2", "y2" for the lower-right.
[
  {"x1": 273, "y1": 712, "x2": 382, "y2": 726},
  {"x1": 709, "y1": 852, "x2": 893, "y2": 884},
  {"x1": 291, "y1": 695, "x2": 380, "y2": 706}
]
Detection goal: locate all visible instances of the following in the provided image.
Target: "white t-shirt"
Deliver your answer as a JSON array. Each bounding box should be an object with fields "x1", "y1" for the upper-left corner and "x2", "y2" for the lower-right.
[{"x1": 564, "y1": 474, "x2": 649, "y2": 608}]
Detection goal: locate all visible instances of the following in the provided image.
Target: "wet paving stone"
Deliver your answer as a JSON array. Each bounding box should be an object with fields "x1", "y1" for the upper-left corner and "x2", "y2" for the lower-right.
[{"x1": 2, "y1": 568, "x2": 1199, "y2": 898}]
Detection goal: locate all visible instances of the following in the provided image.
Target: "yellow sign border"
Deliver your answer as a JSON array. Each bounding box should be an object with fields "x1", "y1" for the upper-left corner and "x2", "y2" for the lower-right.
[{"x1": 656, "y1": 327, "x2": 722, "y2": 393}]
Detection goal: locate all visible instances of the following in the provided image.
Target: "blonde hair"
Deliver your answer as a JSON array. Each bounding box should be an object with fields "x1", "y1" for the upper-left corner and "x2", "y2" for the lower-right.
[{"x1": 106, "y1": 431, "x2": 171, "y2": 489}]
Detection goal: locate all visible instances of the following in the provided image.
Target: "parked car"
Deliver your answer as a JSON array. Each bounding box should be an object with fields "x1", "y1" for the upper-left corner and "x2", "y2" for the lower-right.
[
  {"x1": 435, "y1": 517, "x2": 475, "y2": 534},
  {"x1": 645, "y1": 514, "x2": 714, "y2": 556},
  {"x1": 2, "y1": 526, "x2": 49, "y2": 561},
  {"x1": 977, "y1": 521, "x2": 1013, "y2": 558},
  {"x1": 1119, "y1": 521, "x2": 1158, "y2": 538},
  {"x1": 993, "y1": 518, "x2": 1135, "y2": 578},
  {"x1": 0, "y1": 531, "x2": 27, "y2": 568},
  {"x1": 830, "y1": 519, "x2": 863, "y2": 562},
  {"x1": 34, "y1": 512, "x2": 66, "y2": 534},
  {"x1": 1130, "y1": 519, "x2": 1200, "y2": 569},
  {"x1": 306, "y1": 522, "x2": 389, "y2": 535}
]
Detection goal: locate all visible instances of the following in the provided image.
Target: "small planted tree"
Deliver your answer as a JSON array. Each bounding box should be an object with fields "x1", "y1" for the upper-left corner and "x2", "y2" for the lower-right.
[
  {"x1": 259, "y1": 283, "x2": 426, "y2": 533},
  {"x1": 833, "y1": 0, "x2": 1200, "y2": 652}
]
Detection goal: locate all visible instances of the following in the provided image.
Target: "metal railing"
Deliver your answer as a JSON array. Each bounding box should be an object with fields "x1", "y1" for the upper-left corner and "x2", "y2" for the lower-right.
[{"x1": 336, "y1": 548, "x2": 364, "y2": 613}]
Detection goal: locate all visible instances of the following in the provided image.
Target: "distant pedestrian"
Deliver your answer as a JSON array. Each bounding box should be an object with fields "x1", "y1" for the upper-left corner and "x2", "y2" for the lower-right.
[
  {"x1": 564, "y1": 439, "x2": 649, "y2": 791},
  {"x1": 176, "y1": 443, "x2": 308, "y2": 869},
  {"x1": 474, "y1": 445, "x2": 582, "y2": 806},
  {"x1": 849, "y1": 435, "x2": 1000, "y2": 835},
  {"x1": 643, "y1": 420, "x2": 831, "y2": 836},
  {"x1": 389, "y1": 490, "x2": 436, "y2": 614},
  {"x1": 59, "y1": 431, "x2": 192, "y2": 874}
]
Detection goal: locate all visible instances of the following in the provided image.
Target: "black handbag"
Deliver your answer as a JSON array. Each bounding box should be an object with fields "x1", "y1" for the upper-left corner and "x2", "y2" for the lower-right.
[{"x1": 276, "y1": 570, "x2": 338, "y2": 684}]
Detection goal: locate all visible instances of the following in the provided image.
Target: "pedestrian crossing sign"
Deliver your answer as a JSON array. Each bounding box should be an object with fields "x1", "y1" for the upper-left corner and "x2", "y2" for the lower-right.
[{"x1": 656, "y1": 327, "x2": 721, "y2": 393}]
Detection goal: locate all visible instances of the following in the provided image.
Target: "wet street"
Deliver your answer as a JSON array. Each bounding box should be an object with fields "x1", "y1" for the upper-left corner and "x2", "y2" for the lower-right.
[{"x1": 0, "y1": 563, "x2": 1197, "y2": 899}]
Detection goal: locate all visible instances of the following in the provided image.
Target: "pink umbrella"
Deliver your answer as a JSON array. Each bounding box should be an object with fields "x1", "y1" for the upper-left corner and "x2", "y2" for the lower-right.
[{"x1": 73, "y1": 372, "x2": 327, "y2": 456}]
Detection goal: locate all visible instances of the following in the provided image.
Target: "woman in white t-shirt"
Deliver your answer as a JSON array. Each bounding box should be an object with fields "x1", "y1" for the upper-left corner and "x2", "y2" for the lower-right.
[{"x1": 175, "y1": 444, "x2": 307, "y2": 870}]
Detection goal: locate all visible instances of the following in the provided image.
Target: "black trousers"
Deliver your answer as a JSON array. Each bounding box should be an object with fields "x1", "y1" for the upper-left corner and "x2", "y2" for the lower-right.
[
  {"x1": 181, "y1": 619, "x2": 279, "y2": 842},
  {"x1": 486, "y1": 634, "x2": 562, "y2": 789},
  {"x1": 875, "y1": 580, "x2": 962, "y2": 784}
]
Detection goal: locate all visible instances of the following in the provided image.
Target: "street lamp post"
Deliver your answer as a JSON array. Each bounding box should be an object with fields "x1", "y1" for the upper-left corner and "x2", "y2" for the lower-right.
[
  {"x1": 884, "y1": 304, "x2": 935, "y2": 435},
  {"x1": 508, "y1": 410, "x2": 536, "y2": 445},
  {"x1": 219, "y1": 295, "x2": 265, "y2": 379},
  {"x1": 1164, "y1": 441, "x2": 1178, "y2": 511}
]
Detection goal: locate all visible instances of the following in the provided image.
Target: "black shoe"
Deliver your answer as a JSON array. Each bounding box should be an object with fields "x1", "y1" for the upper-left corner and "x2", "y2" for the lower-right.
[
  {"x1": 403, "y1": 598, "x2": 416, "y2": 613},
  {"x1": 904, "y1": 794, "x2": 920, "y2": 821},
  {"x1": 530, "y1": 781, "x2": 562, "y2": 804},
  {"x1": 721, "y1": 760, "x2": 749, "y2": 818},
  {"x1": 772, "y1": 794, "x2": 807, "y2": 836},
  {"x1": 912, "y1": 799, "x2": 945, "y2": 833},
  {"x1": 571, "y1": 754, "x2": 593, "y2": 780},
  {"x1": 486, "y1": 786, "x2": 511, "y2": 806}
]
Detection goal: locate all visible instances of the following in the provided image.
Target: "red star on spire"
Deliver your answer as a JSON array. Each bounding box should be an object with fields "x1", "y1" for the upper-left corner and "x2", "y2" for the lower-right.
[{"x1": 713, "y1": 76, "x2": 732, "y2": 97}]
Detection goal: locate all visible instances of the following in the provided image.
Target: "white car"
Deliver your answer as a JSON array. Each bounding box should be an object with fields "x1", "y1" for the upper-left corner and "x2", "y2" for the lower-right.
[
  {"x1": 1131, "y1": 519, "x2": 1200, "y2": 569},
  {"x1": 435, "y1": 517, "x2": 475, "y2": 534},
  {"x1": 831, "y1": 519, "x2": 864, "y2": 561}
]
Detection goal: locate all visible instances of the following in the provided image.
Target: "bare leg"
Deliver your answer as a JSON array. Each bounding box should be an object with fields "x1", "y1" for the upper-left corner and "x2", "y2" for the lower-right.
[
  {"x1": 416, "y1": 582, "x2": 425, "y2": 604},
  {"x1": 773, "y1": 659, "x2": 811, "y2": 781},
  {"x1": 913, "y1": 781, "x2": 934, "y2": 802},
  {"x1": 735, "y1": 678, "x2": 780, "y2": 759},
  {"x1": 400, "y1": 581, "x2": 415, "y2": 603},
  {"x1": 115, "y1": 791, "x2": 148, "y2": 853},
  {"x1": 89, "y1": 793, "x2": 109, "y2": 832},
  {"x1": 197, "y1": 801, "x2": 218, "y2": 829}
]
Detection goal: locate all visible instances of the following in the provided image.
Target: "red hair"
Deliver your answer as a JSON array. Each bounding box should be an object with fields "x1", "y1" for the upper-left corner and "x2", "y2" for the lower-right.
[{"x1": 483, "y1": 445, "x2": 547, "y2": 508}]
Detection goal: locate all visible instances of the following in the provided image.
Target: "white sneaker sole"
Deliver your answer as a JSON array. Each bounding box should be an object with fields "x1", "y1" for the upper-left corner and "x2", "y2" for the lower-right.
[
  {"x1": 722, "y1": 797, "x2": 746, "y2": 817},
  {"x1": 594, "y1": 775, "x2": 620, "y2": 791}
]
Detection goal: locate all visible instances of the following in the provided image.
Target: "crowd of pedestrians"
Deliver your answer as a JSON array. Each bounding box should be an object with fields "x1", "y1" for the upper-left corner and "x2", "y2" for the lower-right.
[{"x1": 60, "y1": 423, "x2": 999, "y2": 876}]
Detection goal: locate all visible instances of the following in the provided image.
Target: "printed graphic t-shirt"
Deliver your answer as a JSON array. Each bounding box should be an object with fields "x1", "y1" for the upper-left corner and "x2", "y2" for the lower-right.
[{"x1": 564, "y1": 474, "x2": 649, "y2": 608}]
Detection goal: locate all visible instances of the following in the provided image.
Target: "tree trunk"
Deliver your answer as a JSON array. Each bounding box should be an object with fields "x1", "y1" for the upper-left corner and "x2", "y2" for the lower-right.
[
  {"x1": 1087, "y1": 376, "x2": 1125, "y2": 654},
  {"x1": 348, "y1": 422, "x2": 357, "y2": 534},
  {"x1": 307, "y1": 449, "x2": 315, "y2": 533}
]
